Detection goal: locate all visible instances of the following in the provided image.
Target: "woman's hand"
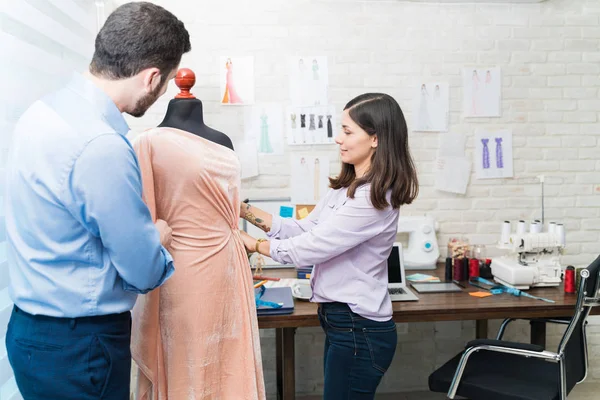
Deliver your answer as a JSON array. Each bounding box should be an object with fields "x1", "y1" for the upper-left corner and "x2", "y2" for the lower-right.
[{"x1": 240, "y1": 231, "x2": 257, "y2": 254}]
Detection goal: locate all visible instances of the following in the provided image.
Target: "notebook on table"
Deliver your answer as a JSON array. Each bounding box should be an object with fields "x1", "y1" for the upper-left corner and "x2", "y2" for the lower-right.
[{"x1": 255, "y1": 286, "x2": 295, "y2": 316}]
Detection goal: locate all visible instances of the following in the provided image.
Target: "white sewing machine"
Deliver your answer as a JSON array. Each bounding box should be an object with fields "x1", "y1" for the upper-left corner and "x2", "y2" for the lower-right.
[
  {"x1": 491, "y1": 232, "x2": 563, "y2": 290},
  {"x1": 397, "y1": 216, "x2": 440, "y2": 270}
]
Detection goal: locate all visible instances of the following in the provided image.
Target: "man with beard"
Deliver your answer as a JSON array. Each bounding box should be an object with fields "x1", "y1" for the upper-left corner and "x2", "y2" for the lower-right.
[{"x1": 4, "y1": 3, "x2": 190, "y2": 399}]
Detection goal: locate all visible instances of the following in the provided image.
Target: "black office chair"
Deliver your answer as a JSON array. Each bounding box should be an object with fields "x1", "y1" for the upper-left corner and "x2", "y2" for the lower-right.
[{"x1": 428, "y1": 255, "x2": 600, "y2": 400}]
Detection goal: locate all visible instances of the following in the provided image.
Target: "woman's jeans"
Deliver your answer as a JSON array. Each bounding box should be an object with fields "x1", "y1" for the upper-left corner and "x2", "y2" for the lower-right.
[{"x1": 318, "y1": 302, "x2": 397, "y2": 400}]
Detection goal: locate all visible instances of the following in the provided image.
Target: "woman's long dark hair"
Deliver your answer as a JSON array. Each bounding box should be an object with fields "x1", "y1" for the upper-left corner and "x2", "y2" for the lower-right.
[{"x1": 329, "y1": 93, "x2": 419, "y2": 210}]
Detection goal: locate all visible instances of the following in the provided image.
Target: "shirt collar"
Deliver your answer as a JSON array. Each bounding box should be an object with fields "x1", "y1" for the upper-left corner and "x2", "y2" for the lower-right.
[{"x1": 67, "y1": 72, "x2": 130, "y2": 136}]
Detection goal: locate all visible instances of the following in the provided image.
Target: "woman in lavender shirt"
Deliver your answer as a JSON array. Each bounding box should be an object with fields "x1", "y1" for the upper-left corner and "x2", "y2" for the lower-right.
[{"x1": 240, "y1": 93, "x2": 419, "y2": 399}]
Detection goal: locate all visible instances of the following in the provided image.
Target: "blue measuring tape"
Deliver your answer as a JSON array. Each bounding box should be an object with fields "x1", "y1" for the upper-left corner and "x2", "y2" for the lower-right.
[
  {"x1": 469, "y1": 277, "x2": 555, "y2": 303},
  {"x1": 255, "y1": 285, "x2": 283, "y2": 309}
]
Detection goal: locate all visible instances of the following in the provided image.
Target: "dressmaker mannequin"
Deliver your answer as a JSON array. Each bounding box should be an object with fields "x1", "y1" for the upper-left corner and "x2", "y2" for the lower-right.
[{"x1": 158, "y1": 68, "x2": 234, "y2": 150}]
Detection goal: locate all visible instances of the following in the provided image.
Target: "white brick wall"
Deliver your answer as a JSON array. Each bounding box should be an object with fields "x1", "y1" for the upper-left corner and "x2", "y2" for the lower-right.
[
  {"x1": 0, "y1": 1, "x2": 97, "y2": 398},
  {"x1": 113, "y1": 0, "x2": 600, "y2": 397}
]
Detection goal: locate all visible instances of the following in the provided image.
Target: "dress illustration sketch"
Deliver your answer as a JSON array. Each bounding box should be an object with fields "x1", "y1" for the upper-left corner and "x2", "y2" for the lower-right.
[
  {"x1": 312, "y1": 59, "x2": 319, "y2": 80},
  {"x1": 258, "y1": 111, "x2": 273, "y2": 153},
  {"x1": 481, "y1": 138, "x2": 490, "y2": 169},
  {"x1": 471, "y1": 70, "x2": 480, "y2": 116},
  {"x1": 299, "y1": 157, "x2": 311, "y2": 201},
  {"x1": 418, "y1": 84, "x2": 431, "y2": 130},
  {"x1": 222, "y1": 58, "x2": 243, "y2": 104},
  {"x1": 434, "y1": 85, "x2": 441, "y2": 102},
  {"x1": 309, "y1": 114, "x2": 316, "y2": 131},
  {"x1": 299, "y1": 59, "x2": 306, "y2": 78},
  {"x1": 495, "y1": 137, "x2": 503, "y2": 169},
  {"x1": 484, "y1": 70, "x2": 493, "y2": 115},
  {"x1": 314, "y1": 158, "x2": 320, "y2": 201}
]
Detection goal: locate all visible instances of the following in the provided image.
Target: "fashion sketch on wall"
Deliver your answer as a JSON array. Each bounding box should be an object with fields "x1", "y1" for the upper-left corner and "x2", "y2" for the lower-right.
[
  {"x1": 286, "y1": 105, "x2": 336, "y2": 145},
  {"x1": 462, "y1": 67, "x2": 501, "y2": 117},
  {"x1": 289, "y1": 56, "x2": 328, "y2": 106},
  {"x1": 413, "y1": 82, "x2": 449, "y2": 132},
  {"x1": 244, "y1": 104, "x2": 284, "y2": 155},
  {"x1": 474, "y1": 130, "x2": 513, "y2": 179},
  {"x1": 220, "y1": 56, "x2": 254, "y2": 105},
  {"x1": 291, "y1": 155, "x2": 330, "y2": 204}
]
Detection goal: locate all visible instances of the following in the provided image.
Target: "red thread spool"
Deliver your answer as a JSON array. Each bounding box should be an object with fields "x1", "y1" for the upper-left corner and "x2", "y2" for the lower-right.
[
  {"x1": 564, "y1": 266, "x2": 576, "y2": 294},
  {"x1": 469, "y1": 259, "x2": 480, "y2": 278},
  {"x1": 453, "y1": 258, "x2": 465, "y2": 281}
]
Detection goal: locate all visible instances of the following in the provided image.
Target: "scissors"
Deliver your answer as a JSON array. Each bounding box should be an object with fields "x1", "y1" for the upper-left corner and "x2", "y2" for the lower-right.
[{"x1": 468, "y1": 277, "x2": 504, "y2": 294}]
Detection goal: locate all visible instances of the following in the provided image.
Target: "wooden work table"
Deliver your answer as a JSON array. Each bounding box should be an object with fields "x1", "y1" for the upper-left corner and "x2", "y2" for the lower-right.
[{"x1": 257, "y1": 265, "x2": 595, "y2": 400}]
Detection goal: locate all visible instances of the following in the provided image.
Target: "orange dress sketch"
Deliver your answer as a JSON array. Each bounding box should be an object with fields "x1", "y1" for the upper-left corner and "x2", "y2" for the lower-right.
[
  {"x1": 222, "y1": 58, "x2": 244, "y2": 104},
  {"x1": 130, "y1": 127, "x2": 265, "y2": 400}
]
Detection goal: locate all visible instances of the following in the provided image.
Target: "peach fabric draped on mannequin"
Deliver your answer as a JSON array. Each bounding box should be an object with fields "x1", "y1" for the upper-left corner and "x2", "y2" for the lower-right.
[{"x1": 130, "y1": 127, "x2": 265, "y2": 400}]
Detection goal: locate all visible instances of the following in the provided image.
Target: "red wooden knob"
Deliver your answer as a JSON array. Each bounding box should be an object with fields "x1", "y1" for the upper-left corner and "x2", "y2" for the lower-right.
[{"x1": 175, "y1": 68, "x2": 196, "y2": 99}]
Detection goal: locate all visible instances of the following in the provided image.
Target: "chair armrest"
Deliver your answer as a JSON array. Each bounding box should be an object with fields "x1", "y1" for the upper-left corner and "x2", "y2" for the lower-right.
[
  {"x1": 497, "y1": 317, "x2": 570, "y2": 340},
  {"x1": 467, "y1": 339, "x2": 545, "y2": 352},
  {"x1": 529, "y1": 317, "x2": 570, "y2": 325}
]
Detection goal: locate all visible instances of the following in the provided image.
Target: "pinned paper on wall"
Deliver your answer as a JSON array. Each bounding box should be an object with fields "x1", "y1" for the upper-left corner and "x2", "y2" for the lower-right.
[
  {"x1": 462, "y1": 67, "x2": 501, "y2": 117},
  {"x1": 295, "y1": 204, "x2": 316, "y2": 220},
  {"x1": 220, "y1": 56, "x2": 254, "y2": 105},
  {"x1": 289, "y1": 56, "x2": 328, "y2": 106},
  {"x1": 244, "y1": 104, "x2": 284, "y2": 155},
  {"x1": 474, "y1": 130, "x2": 513, "y2": 179},
  {"x1": 434, "y1": 132, "x2": 471, "y2": 195},
  {"x1": 413, "y1": 82, "x2": 449, "y2": 132},
  {"x1": 234, "y1": 138, "x2": 259, "y2": 179},
  {"x1": 434, "y1": 157, "x2": 471, "y2": 195},
  {"x1": 291, "y1": 156, "x2": 330, "y2": 205},
  {"x1": 280, "y1": 206, "x2": 294, "y2": 218},
  {"x1": 286, "y1": 105, "x2": 336, "y2": 145},
  {"x1": 298, "y1": 207, "x2": 309, "y2": 219}
]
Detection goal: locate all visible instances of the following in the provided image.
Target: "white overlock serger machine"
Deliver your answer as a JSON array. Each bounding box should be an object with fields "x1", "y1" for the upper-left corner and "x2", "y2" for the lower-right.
[
  {"x1": 491, "y1": 220, "x2": 565, "y2": 290},
  {"x1": 397, "y1": 216, "x2": 440, "y2": 270}
]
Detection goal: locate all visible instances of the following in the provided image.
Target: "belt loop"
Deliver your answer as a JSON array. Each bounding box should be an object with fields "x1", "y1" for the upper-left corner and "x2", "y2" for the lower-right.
[{"x1": 70, "y1": 319, "x2": 76, "y2": 330}]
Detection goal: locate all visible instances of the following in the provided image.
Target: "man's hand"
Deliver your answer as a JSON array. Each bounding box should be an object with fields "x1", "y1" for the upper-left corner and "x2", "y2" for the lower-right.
[{"x1": 155, "y1": 219, "x2": 173, "y2": 248}]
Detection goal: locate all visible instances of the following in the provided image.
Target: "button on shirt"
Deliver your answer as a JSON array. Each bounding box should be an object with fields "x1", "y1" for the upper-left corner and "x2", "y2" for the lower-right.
[
  {"x1": 5, "y1": 73, "x2": 174, "y2": 318},
  {"x1": 268, "y1": 186, "x2": 399, "y2": 321}
]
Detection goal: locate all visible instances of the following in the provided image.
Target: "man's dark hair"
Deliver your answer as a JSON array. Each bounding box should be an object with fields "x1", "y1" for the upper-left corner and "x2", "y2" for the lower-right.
[{"x1": 90, "y1": 2, "x2": 191, "y2": 80}]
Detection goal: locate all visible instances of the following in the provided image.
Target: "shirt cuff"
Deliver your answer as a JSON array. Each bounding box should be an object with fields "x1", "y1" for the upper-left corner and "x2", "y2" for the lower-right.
[
  {"x1": 267, "y1": 215, "x2": 282, "y2": 238},
  {"x1": 269, "y1": 238, "x2": 285, "y2": 264},
  {"x1": 122, "y1": 246, "x2": 175, "y2": 294}
]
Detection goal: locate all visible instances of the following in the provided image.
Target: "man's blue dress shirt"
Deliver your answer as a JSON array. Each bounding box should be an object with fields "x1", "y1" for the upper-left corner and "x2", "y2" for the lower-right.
[{"x1": 5, "y1": 73, "x2": 174, "y2": 318}]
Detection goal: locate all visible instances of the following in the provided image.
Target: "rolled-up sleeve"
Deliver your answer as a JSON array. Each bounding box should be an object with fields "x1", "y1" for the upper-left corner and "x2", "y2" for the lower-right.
[
  {"x1": 65, "y1": 134, "x2": 174, "y2": 294},
  {"x1": 269, "y1": 191, "x2": 391, "y2": 266}
]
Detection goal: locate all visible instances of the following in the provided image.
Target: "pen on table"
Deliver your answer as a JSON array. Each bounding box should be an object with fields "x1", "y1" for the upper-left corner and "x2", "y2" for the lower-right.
[
  {"x1": 453, "y1": 280, "x2": 466, "y2": 289},
  {"x1": 254, "y1": 280, "x2": 269, "y2": 289}
]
